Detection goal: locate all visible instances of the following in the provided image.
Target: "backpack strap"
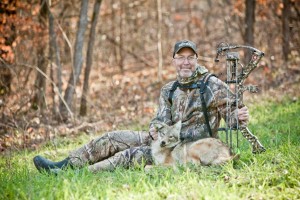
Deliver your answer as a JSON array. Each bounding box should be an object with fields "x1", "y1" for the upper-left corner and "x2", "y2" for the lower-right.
[
  {"x1": 168, "y1": 81, "x2": 179, "y2": 104},
  {"x1": 198, "y1": 73, "x2": 216, "y2": 137}
]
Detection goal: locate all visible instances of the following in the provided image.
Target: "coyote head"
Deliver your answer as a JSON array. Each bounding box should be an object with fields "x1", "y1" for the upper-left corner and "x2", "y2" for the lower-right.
[{"x1": 155, "y1": 121, "x2": 182, "y2": 148}]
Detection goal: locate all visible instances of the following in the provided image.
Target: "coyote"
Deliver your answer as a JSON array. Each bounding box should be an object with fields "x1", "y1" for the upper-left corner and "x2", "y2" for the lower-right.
[{"x1": 151, "y1": 121, "x2": 234, "y2": 166}]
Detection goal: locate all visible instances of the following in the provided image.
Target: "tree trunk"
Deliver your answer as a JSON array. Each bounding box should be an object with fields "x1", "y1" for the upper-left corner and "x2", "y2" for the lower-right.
[
  {"x1": 48, "y1": 3, "x2": 62, "y2": 118},
  {"x1": 118, "y1": 0, "x2": 125, "y2": 73},
  {"x1": 157, "y1": 0, "x2": 163, "y2": 82},
  {"x1": 282, "y1": 0, "x2": 291, "y2": 62},
  {"x1": 187, "y1": 0, "x2": 192, "y2": 39},
  {"x1": 111, "y1": 3, "x2": 118, "y2": 71},
  {"x1": 49, "y1": 5, "x2": 56, "y2": 116},
  {"x1": 244, "y1": 0, "x2": 255, "y2": 63},
  {"x1": 32, "y1": 0, "x2": 48, "y2": 111},
  {"x1": 80, "y1": 0, "x2": 102, "y2": 116},
  {"x1": 60, "y1": 0, "x2": 89, "y2": 119}
]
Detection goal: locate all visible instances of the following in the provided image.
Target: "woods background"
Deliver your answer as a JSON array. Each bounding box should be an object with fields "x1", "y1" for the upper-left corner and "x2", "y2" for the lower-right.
[{"x1": 0, "y1": 0, "x2": 299, "y2": 151}]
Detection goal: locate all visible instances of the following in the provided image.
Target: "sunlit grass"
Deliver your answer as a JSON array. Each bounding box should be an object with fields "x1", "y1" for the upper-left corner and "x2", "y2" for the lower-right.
[{"x1": 0, "y1": 99, "x2": 299, "y2": 200}]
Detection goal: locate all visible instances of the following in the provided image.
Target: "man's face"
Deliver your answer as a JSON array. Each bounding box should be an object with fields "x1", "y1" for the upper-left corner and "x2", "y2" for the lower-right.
[{"x1": 173, "y1": 47, "x2": 197, "y2": 78}]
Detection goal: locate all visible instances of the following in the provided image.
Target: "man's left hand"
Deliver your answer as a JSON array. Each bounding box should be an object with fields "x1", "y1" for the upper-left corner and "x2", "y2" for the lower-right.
[{"x1": 238, "y1": 106, "x2": 249, "y2": 125}]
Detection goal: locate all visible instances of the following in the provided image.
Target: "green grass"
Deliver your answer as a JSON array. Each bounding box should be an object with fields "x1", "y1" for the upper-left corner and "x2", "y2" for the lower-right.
[{"x1": 0, "y1": 99, "x2": 299, "y2": 200}]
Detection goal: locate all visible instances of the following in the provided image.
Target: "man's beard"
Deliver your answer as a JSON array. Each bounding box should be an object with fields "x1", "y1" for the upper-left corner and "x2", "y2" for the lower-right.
[
  {"x1": 177, "y1": 66, "x2": 200, "y2": 85},
  {"x1": 178, "y1": 70, "x2": 193, "y2": 78}
]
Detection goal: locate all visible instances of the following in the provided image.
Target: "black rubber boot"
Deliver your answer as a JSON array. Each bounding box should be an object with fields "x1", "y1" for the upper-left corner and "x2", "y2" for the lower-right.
[{"x1": 33, "y1": 155, "x2": 72, "y2": 173}]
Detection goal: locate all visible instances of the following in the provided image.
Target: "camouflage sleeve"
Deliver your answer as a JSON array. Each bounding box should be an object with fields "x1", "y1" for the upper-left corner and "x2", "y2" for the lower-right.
[
  {"x1": 149, "y1": 82, "x2": 174, "y2": 130},
  {"x1": 209, "y1": 77, "x2": 238, "y2": 127}
]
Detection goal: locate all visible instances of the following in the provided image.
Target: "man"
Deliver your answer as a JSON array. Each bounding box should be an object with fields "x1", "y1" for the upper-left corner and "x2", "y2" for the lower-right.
[{"x1": 33, "y1": 40, "x2": 249, "y2": 173}]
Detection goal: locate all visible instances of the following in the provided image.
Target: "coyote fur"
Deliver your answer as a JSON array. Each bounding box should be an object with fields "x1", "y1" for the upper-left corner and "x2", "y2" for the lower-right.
[{"x1": 151, "y1": 121, "x2": 234, "y2": 166}]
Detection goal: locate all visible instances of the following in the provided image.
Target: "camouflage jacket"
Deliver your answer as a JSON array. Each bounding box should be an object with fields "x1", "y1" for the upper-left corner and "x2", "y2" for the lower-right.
[{"x1": 150, "y1": 70, "x2": 237, "y2": 141}]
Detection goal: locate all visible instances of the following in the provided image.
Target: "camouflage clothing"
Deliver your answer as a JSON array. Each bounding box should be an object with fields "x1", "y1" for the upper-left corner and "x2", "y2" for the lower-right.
[
  {"x1": 87, "y1": 146, "x2": 152, "y2": 173},
  {"x1": 150, "y1": 69, "x2": 237, "y2": 141},
  {"x1": 68, "y1": 130, "x2": 152, "y2": 171},
  {"x1": 68, "y1": 67, "x2": 237, "y2": 172}
]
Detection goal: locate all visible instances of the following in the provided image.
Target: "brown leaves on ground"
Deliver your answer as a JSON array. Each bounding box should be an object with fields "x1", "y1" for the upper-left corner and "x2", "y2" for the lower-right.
[
  {"x1": 0, "y1": 66, "x2": 168, "y2": 152},
  {"x1": 1, "y1": 55, "x2": 299, "y2": 153}
]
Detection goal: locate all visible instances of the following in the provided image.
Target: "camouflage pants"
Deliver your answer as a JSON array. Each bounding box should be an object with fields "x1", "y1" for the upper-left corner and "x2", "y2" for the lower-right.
[{"x1": 68, "y1": 130, "x2": 152, "y2": 173}]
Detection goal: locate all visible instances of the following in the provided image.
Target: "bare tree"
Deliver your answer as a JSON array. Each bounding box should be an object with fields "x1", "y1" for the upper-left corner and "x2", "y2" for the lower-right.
[
  {"x1": 60, "y1": 0, "x2": 89, "y2": 119},
  {"x1": 80, "y1": 0, "x2": 103, "y2": 116},
  {"x1": 32, "y1": 0, "x2": 48, "y2": 112},
  {"x1": 244, "y1": 0, "x2": 255, "y2": 63},
  {"x1": 157, "y1": 0, "x2": 163, "y2": 81},
  {"x1": 282, "y1": 0, "x2": 291, "y2": 62},
  {"x1": 119, "y1": 1, "x2": 125, "y2": 73},
  {"x1": 47, "y1": 1, "x2": 63, "y2": 119}
]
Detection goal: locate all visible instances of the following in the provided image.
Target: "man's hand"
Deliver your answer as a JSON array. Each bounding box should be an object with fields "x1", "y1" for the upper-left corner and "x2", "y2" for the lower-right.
[
  {"x1": 149, "y1": 127, "x2": 158, "y2": 140},
  {"x1": 238, "y1": 106, "x2": 249, "y2": 126}
]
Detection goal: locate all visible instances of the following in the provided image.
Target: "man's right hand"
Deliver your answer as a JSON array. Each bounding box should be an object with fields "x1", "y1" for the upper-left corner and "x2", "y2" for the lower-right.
[{"x1": 149, "y1": 127, "x2": 158, "y2": 140}]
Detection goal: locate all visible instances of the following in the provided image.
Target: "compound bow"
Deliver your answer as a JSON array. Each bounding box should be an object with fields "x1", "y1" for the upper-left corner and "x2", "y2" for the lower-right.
[{"x1": 215, "y1": 43, "x2": 266, "y2": 154}]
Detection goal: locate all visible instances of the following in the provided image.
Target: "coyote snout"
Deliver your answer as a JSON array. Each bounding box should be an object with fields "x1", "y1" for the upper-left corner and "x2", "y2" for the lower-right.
[
  {"x1": 160, "y1": 141, "x2": 166, "y2": 147},
  {"x1": 151, "y1": 121, "x2": 235, "y2": 166}
]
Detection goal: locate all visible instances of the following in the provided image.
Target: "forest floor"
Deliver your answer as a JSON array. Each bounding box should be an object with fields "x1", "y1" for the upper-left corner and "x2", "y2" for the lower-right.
[{"x1": 1, "y1": 63, "x2": 299, "y2": 153}]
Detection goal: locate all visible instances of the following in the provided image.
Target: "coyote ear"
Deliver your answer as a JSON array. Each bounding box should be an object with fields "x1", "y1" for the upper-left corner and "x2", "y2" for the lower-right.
[
  {"x1": 173, "y1": 121, "x2": 182, "y2": 137},
  {"x1": 152, "y1": 121, "x2": 167, "y2": 130},
  {"x1": 174, "y1": 120, "x2": 182, "y2": 128}
]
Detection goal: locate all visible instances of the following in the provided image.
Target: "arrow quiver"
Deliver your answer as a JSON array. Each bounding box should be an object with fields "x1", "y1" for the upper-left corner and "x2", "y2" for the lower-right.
[{"x1": 215, "y1": 43, "x2": 266, "y2": 154}]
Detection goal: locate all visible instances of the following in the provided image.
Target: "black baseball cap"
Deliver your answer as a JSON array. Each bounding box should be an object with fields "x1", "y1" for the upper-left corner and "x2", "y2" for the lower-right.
[{"x1": 173, "y1": 40, "x2": 198, "y2": 58}]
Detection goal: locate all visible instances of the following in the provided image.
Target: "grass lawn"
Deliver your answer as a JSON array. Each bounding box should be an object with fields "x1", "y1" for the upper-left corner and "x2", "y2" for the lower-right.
[{"x1": 0, "y1": 98, "x2": 299, "y2": 200}]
